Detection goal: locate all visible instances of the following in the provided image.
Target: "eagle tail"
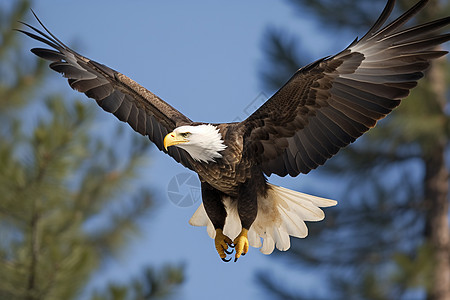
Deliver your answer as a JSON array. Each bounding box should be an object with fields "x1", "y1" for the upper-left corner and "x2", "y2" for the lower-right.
[{"x1": 189, "y1": 183, "x2": 337, "y2": 255}]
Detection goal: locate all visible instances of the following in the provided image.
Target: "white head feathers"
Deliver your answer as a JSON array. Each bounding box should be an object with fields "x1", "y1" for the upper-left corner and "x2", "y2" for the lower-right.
[{"x1": 173, "y1": 124, "x2": 227, "y2": 163}]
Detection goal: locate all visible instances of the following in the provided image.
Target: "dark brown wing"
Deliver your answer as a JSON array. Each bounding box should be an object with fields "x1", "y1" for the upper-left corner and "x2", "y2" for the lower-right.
[
  {"x1": 240, "y1": 0, "x2": 450, "y2": 177},
  {"x1": 19, "y1": 11, "x2": 195, "y2": 170}
]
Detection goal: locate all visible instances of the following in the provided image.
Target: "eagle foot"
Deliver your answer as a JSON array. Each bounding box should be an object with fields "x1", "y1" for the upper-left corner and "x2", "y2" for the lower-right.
[
  {"x1": 215, "y1": 229, "x2": 233, "y2": 262},
  {"x1": 233, "y1": 228, "x2": 249, "y2": 262}
]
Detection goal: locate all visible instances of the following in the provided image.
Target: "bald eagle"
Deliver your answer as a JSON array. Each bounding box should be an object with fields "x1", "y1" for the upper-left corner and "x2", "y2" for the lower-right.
[{"x1": 20, "y1": 0, "x2": 449, "y2": 262}]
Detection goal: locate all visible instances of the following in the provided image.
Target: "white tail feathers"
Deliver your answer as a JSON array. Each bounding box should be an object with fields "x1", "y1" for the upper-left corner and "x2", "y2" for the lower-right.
[{"x1": 189, "y1": 183, "x2": 337, "y2": 255}]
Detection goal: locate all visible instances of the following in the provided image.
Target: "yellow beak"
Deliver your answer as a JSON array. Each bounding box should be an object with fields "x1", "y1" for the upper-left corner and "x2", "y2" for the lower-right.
[{"x1": 164, "y1": 132, "x2": 187, "y2": 151}]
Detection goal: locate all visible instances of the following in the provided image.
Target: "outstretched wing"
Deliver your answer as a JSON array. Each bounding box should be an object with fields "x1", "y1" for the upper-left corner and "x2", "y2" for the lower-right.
[
  {"x1": 19, "y1": 11, "x2": 195, "y2": 170},
  {"x1": 241, "y1": 0, "x2": 450, "y2": 177}
]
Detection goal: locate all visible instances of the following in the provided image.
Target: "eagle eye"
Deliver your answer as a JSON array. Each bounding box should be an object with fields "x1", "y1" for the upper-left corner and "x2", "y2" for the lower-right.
[{"x1": 180, "y1": 132, "x2": 190, "y2": 138}]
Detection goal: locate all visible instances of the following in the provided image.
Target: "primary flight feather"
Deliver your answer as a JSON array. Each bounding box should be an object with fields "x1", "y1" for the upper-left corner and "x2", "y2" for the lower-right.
[{"x1": 20, "y1": 0, "x2": 449, "y2": 262}]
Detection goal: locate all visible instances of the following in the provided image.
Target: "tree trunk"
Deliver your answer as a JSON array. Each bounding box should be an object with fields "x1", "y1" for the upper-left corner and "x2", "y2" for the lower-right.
[
  {"x1": 424, "y1": 144, "x2": 450, "y2": 300},
  {"x1": 423, "y1": 55, "x2": 450, "y2": 300}
]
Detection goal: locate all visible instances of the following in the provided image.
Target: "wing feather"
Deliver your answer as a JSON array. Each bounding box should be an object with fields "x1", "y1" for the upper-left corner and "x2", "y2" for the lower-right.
[
  {"x1": 20, "y1": 12, "x2": 195, "y2": 170},
  {"x1": 242, "y1": 0, "x2": 449, "y2": 177}
]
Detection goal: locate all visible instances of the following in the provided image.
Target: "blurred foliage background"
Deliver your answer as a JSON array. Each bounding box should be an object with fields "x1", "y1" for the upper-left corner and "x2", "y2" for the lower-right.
[
  {"x1": 0, "y1": 1, "x2": 183, "y2": 300},
  {"x1": 258, "y1": 0, "x2": 450, "y2": 299},
  {"x1": 0, "y1": 1, "x2": 449, "y2": 300}
]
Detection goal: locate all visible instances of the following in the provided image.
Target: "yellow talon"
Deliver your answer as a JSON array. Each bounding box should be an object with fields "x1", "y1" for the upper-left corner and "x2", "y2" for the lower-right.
[
  {"x1": 214, "y1": 229, "x2": 233, "y2": 261},
  {"x1": 233, "y1": 228, "x2": 249, "y2": 261}
]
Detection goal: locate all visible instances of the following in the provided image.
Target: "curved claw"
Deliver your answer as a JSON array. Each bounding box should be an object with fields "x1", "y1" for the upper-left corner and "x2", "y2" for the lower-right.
[
  {"x1": 228, "y1": 243, "x2": 235, "y2": 248},
  {"x1": 234, "y1": 251, "x2": 247, "y2": 262},
  {"x1": 221, "y1": 256, "x2": 232, "y2": 263},
  {"x1": 224, "y1": 248, "x2": 234, "y2": 255}
]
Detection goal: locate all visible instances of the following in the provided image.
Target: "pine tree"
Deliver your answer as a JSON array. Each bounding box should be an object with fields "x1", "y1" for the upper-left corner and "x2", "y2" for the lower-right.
[
  {"x1": 0, "y1": 2, "x2": 183, "y2": 299},
  {"x1": 258, "y1": 1, "x2": 450, "y2": 299}
]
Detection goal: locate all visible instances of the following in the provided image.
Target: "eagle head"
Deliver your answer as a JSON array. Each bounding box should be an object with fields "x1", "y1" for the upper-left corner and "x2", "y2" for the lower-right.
[{"x1": 164, "y1": 124, "x2": 226, "y2": 163}]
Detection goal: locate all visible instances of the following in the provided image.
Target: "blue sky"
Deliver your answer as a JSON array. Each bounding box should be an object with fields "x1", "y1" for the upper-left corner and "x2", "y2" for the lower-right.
[{"x1": 19, "y1": 1, "x2": 362, "y2": 299}]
